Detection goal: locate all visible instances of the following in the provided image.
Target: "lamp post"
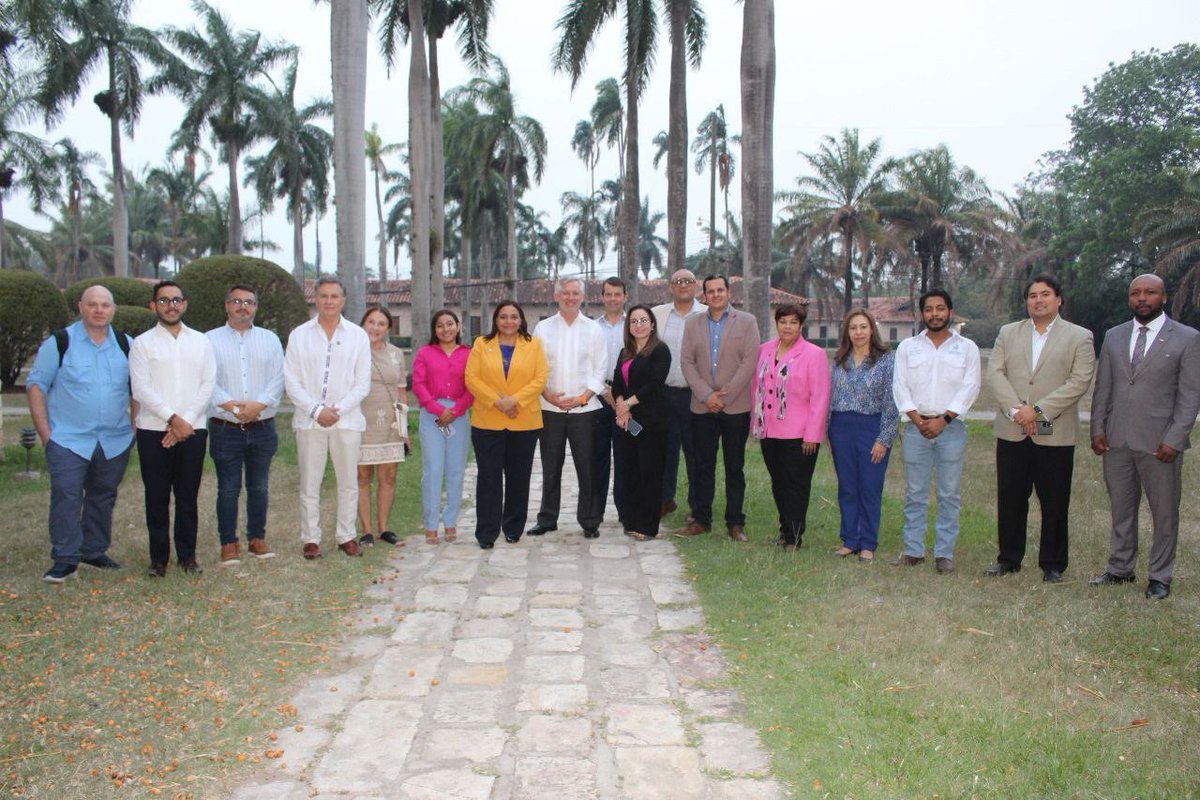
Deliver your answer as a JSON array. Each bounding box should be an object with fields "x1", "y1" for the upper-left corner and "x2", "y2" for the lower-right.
[{"x1": 16, "y1": 427, "x2": 41, "y2": 480}]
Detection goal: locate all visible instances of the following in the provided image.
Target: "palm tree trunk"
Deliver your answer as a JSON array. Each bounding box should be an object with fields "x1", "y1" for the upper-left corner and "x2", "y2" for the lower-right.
[
  {"x1": 226, "y1": 144, "x2": 243, "y2": 255},
  {"x1": 479, "y1": 216, "x2": 492, "y2": 328},
  {"x1": 333, "y1": 0, "x2": 369, "y2": 321},
  {"x1": 374, "y1": 164, "x2": 387, "y2": 284},
  {"x1": 842, "y1": 230, "x2": 854, "y2": 314},
  {"x1": 429, "y1": 30, "x2": 445, "y2": 313},
  {"x1": 108, "y1": 49, "x2": 129, "y2": 277},
  {"x1": 666, "y1": 0, "x2": 688, "y2": 278},
  {"x1": 407, "y1": 0, "x2": 432, "y2": 345},
  {"x1": 460, "y1": 231, "x2": 473, "y2": 336},
  {"x1": 621, "y1": 72, "x2": 640, "y2": 305},
  {"x1": 0, "y1": 195, "x2": 5, "y2": 269},
  {"x1": 504, "y1": 164, "x2": 517, "y2": 295},
  {"x1": 708, "y1": 134, "x2": 717, "y2": 267},
  {"x1": 293, "y1": 193, "x2": 305, "y2": 281},
  {"x1": 739, "y1": 0, "x2": 774, "y2": 332}
]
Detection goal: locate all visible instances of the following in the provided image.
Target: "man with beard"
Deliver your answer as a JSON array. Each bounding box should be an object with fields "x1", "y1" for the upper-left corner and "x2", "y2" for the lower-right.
[
  {"x1": 1089, "y1": 274, "x2": 1200, "y2": 599},
  {"x1": 891, "y1": 289, "x2": 980, "y2": 574}
]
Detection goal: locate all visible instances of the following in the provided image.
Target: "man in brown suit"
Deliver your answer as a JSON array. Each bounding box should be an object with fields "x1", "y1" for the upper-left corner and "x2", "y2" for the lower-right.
[
  {"x1": 676, "y1": 275, "x2": 761, "y2": 540},
  {"x1": 1089, "y1": 273, "x2": 1200, "y2": 599},
  {"x1": 984, "y1": 274, "x2": 1095, "y2": 583}
]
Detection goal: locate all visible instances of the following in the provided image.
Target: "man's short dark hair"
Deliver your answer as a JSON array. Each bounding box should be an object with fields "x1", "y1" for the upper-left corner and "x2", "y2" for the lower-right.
[
  {"x1": 702, "y1": 274, "x2": 729, "y2": 293},
  {"x1": 225, "y1": 284, "x2": 258, "y2": 302},
  {"x1": 919, "y1": 288, "x2": 953, "y2": 311},
  {"x1": 1024, "y1": 273, "x2": 1062, "y2": 298},
  {"x1": 602, "y1": 276, "x2": 626, "y2": 293},
  {"x1": 153, "y1": 280, "x2": 182, "y2": 301}
]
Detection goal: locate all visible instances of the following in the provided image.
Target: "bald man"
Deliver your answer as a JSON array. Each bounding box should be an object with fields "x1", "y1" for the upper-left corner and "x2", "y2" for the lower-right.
[
  {"x1": 1089, "y1": 274, "x2": 1200, "y2": 599},
  {"x1": 27, "y1": 287, "x2": 136, "y2": 583}
]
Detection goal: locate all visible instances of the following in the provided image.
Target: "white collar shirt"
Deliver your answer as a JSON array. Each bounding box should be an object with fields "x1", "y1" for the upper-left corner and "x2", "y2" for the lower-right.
[
  {"x1": 283, "y1": 315, "x2": 372, "y2": 430},
  {"x1": 594, "y1": 312, "x2": 626, "y2": 382},
  {"x1": 129, "y1": 322, "x2": 217, "y2": 431},
  {"x1": 1128, "y1": 312, "x2": 1167, "y2": 360},
  {"x1": 657, "y1": 298, "x2": 706, "y2": 387},
  {"x1": 892, "y1": 328, "x2": 981, "y2": 418},
  {"x1": 1030, "y1": 316, "x2": 1058, "y2": 371},
  {"x1": 207, "y1": 324, "x2": 286, "y2": 422},
  {"x1": 533, "y1": 312, "x2": 608, "y2": 413}
]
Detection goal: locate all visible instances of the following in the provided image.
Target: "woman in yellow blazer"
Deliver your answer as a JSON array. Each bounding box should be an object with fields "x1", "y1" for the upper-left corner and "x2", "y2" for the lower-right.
[{"x1": 465, "y1": 301, "x2": 549, "y2": 549}]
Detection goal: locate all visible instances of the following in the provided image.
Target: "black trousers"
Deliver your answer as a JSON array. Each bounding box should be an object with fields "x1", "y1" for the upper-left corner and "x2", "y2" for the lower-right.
[
  {"x1": 536, "y1": 409, "x2": 602, "y2": 529},
  {"x1": 760, "y1": 437, "x2": 819, "y2": 544},
  {"x1": 663, "y1": 386, "x2": 701, "y2": 509},
  {"x1": 618, "y1": 420, "x2": 669, "y2": 537},
  {"x1": 472, "y1": 427, "x2": 539, "y2": 545},
  {"x1": 691, "y1": 411, "x2": 750, "y2": 527},
  {"x1": 996, "y1": 437, "x2": 1075, "y2": 572},
  {"x1": 136, "y1": 428, "x2": 208, "y2": 565},
  {"x1": 593, "y1": 399, "x2": 630, "y2": 522}
]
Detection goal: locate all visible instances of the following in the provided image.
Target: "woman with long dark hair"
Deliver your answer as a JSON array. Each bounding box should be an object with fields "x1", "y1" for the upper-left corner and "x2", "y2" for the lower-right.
[
  {"x1": 611, "y1": 304, "x2": 672, "y2": 540},
  {"x1": 464, "y1": 301, "x2": 548, "y2": 549},
  {"x1": 828, "y1": 308, "x2": 898, "y2": 563}
]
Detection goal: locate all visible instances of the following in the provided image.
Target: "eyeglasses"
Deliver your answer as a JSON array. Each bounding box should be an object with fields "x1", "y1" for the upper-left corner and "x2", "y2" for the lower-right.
[
  {"x1": 670, "y1": 278, "x2": 695, "y2": 286},
  {"x1": 155, "y1": 296, "x2": 186, "y2": 306},
  {"x1": 629, "y1": 317, "x2": 652, "y2": 325},
  {"x1": 227, "y1": 298, "x2": 257, "y2": 307}
]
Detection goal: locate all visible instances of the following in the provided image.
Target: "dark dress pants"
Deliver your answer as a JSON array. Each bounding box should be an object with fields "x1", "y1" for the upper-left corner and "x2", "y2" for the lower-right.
[
  {"x1": 472, "y1": 427, "x2": 539, "y2": 545},
  {"x1": 536, "y1": 409, "x2": 602, "y2": 529},
  {"x1": 594, "y1": 399, "x2": 630, "y2": 523},
  {"x1": 137, "y1": 428, "x2": 208, "y2": 566},
  {"x1": 618, "y1": 421, "x2": 669, "y2": 537},
  {"x1": 760, "y1": 437, "x2": 820, "y2": 545},
  {"x1": 691, "y1": 411, "x2": 750, "y2": 527},
  {"x1": 996, "y1": 437, "x2": 1074, "y2": 572},
  {"x1": 46, "y1": 440, "x2": 132, "y2": 564},
  {"x1": 662, "y1": 387, "x2": 700, "y2": 510}
]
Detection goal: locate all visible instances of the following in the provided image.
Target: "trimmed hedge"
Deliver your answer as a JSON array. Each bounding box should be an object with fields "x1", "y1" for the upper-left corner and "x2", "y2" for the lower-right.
[
  {"x1": 65, "y1": 276, "x2": 153, "y2": 312},
  {"x1": 112, "y1": 306, "x2": 157, "y2": 337},
  {"x1": 0, "y1": 270, "x2": 69, "y2": 389},
  {"x1": 175, "y1": 256, "x2": 309, "y2": 341}
]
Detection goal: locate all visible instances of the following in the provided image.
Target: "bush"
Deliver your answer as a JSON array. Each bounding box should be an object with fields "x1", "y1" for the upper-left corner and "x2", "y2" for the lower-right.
[
  {"x1": 175, "y1": 256, "x2": 309, "y2": 341},
  {"x1": 65, "y1": 276, "x2": 153, "y2": 312},
  {"x1": 0, "y1": 270, "x2": 69, "y2": 389},
  {"x1": 112, "y1": 305, "x2": 157, "y2": 337}
]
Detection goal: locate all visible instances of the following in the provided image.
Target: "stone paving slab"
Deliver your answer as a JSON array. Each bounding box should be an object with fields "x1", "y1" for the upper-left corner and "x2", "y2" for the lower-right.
[{"x1": 230, "y1": 456, "x2": 791, "y2": 798}]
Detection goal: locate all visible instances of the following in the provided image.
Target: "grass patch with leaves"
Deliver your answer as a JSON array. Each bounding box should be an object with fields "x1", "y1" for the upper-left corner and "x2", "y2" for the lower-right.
[
  {"x1": 669, "y1": 424, "x2": 1200, "y2": 797},
  {"x1": 0, "y1": 414, "x2": 423, "y2": 798}
]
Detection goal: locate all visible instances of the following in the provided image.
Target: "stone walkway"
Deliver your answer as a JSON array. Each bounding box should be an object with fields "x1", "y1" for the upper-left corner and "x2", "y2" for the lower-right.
[{"x1": 231, "y1": 454, "x2": 789, "y2": 799}]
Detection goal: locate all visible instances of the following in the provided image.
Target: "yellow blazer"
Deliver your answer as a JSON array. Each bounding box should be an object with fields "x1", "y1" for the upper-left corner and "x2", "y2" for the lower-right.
[{"x1": 465, "y1": 335, "x2": 548, "y2": 431}]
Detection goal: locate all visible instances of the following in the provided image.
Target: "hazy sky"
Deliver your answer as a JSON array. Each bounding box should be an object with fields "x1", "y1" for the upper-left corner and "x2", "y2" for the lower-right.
[{"x1": 8, "y1": 0, "x2": 1199, "y2": 278}]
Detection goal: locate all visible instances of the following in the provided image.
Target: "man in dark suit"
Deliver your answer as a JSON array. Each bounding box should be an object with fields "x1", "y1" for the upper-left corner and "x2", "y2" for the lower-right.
[
  {"x1": 1090, "y1": 274, "x2": 1200, "y2": 599},
  {"x1": 984, "y1": 273, "x2": 1095, "y2": 583}
]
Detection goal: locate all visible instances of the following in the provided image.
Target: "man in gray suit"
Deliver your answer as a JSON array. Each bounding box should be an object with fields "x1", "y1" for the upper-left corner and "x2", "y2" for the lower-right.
[
  {"x1": 984, "y1": 274, "x2": 1095, "y2": 583},
  {"x1": 1090, "y1": 274, "x2": 1200, "y2": 599}
]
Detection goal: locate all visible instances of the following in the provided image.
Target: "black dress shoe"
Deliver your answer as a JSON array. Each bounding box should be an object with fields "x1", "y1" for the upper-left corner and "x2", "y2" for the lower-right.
[
  {"x1": 504, "y1": 535, "x2": 520, "y2": 544},
  {"x1": 526, "y1": 525, "x2": 556, "y2": 537},
  {"x1": 1089, "y1": 571, "x2": 1135, "y2": 586},
  {"x1": 984, "y1": 562, "x2": 1020, "y2": 577},
  {"x1": 1145, "y1": 580, "x2": 1170, "y2": 599},
  {"x1": 82, "y1": 554, "x2": 122, "y2": 569},
  {"x1": 378, "y1": 531, "x2": 399, "y2": 545},
  {"x1": 178, "y1": 559, "x2": 204, "y2": 575},
  {"x1": 148, "y1": 563, "x2": 168, "y2": 578},
  {"x1": 478, "y1": 541, "x2": 495, "y2": 550},
  {"x1": 582, "y1": 528, "x2": 600, "y2": 539},
  {"x1": 1042, "y1": 569, "x2": 1063, "y2": 583}
]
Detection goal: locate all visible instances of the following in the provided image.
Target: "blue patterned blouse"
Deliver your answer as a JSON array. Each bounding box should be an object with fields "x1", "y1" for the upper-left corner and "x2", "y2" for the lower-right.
[{"x1": 829, "y1": 351, "x2": 899, "y2": 446}]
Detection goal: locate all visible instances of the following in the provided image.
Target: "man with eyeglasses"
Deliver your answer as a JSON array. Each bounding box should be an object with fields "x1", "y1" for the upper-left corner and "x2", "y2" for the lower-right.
[
  {"x1": 129, "y1": 280, "x2": 217, "y2": 578},
  {"x1": 652, "y1": 269, "x2": 707, "y2": 522},
  {"x1": 206, "y1": 285, "x2": 285, "y2": 566}
]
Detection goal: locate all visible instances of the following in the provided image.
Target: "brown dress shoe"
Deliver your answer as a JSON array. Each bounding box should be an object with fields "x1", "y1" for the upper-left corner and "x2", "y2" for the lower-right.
[
  {"x1": 673, "y1": 522, "x2": 711, "y2": 538},
  {"x1": 219, "y1": 542, "x2": 241, "y2": 565},
  {"x1": 338, "y1": 540, "x2": 363, "y2": 557},
  {"x1": 660, "y1": 500, "x2": 677, "y2": 518},
  {"x1": 303, "y1": 543, "x2": 322, "y2": 560},
  {"x1": 727, "y1": 524, "x2": 748, "y2": 542},
  {"x1": 888, "y1": 554, "x2": 925, "y2": 566},
  {"x1": 935, "y1": 557, "x2": 954, "y2": 574},
  {"x1": 248, "y1": 538, "x2": 275, "y2": 559}
]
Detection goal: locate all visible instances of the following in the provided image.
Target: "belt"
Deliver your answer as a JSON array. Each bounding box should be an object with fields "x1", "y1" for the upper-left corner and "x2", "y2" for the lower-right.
[
  {"x1": 666, "y1": 385, "x2": 691, "y2": 392},
  {"x1": 210, "y1": 417, "x2": 272, "y2": 430}
]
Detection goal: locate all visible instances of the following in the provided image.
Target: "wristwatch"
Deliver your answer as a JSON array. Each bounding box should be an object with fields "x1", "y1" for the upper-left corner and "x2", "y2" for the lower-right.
[
  {"x1": 232, "y1": 404, "x2": 242, "y2": 416},
  {"x1": 942, "y1": 412, "x2": 954, "y2": 424}
]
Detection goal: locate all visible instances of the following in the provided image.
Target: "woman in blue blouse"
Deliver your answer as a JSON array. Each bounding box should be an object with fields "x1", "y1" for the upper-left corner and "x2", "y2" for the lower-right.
[{"x1": 828, "y1": 309, "x2": 899, "y2": 563}]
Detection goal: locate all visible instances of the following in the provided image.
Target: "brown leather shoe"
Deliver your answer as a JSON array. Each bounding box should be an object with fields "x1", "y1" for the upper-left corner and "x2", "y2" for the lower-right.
[
  {"x1": 935, "y1": 557, "x2": 954, "y2": 574},
  {"x1": 888, "y1": 554, "x2": 925, "y2": 566},
  {"x1": 338, "y1": 540, "x2": 363, "y2": 557},
  {"x1": 303, "y1": 543, "x2": 322, "y2": 560},
  {"x1": 727, "y1": 524, "x2": 747, "y2": 542},
  {"x1": 673, "y1": 522, "x2": 711, "y2": 538},
  {"x1": 660, "y1": 500, "x2": 677, "y2": 518},
  {"x1": 219, "y1": 542, "x2": 241, "y2": 565},
  {"x1": 248, "y1": 538, "x2": 275, "y2": 559}
]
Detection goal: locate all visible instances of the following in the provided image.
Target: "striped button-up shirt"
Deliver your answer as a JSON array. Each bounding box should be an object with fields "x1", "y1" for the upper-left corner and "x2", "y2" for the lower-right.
[{"x1": 207, "y1": 324, "x2": 285, "y2": 423}]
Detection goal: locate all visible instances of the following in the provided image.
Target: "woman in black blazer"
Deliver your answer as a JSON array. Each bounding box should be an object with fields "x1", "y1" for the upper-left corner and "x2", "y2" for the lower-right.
[{"x1": 612, "y1": 304, "x2": 672, "y2": 540}]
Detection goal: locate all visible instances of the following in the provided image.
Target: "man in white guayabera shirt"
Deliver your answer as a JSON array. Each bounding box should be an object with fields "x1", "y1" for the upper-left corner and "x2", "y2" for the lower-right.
[{"x1": 283, "y1": 277, "x2": 371, "y2": 560}]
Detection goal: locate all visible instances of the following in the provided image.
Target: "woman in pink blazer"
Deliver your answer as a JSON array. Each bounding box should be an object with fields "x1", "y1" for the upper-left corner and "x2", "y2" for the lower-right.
[{"x1": 751, "y1": 303, "x2": 831, "y2": 550}]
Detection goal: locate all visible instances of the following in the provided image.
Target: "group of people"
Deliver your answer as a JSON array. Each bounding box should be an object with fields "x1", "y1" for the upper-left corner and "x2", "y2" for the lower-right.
[{"x1": 28, "y1": 270, "x2": 1200, "y2": 600}]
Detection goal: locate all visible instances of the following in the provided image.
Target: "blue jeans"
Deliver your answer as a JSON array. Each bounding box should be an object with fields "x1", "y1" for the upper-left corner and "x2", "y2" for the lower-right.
[
  {"x1": 46, "y1": 440, "x2": 132, "y2": 564},
  {"x1": 208, "y1": 419, "x2": 278, "y2": 544},
  {"x1": 828, "y1": 411, "x2": 891, "y2": 552},
  {"x1": 419, "y1": 402, "x2": 471, "y2": 529},
  {"x1": 901, "y1": 419, "x2": 968, "y2": 558}
]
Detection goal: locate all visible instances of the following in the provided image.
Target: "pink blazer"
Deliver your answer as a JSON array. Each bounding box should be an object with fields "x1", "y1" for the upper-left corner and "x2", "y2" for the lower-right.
[{"x1": 751, "y1": 338, "x2": 831, "y2": 442}]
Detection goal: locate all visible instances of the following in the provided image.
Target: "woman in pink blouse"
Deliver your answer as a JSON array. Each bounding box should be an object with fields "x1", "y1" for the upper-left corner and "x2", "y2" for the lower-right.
[
  {"x1": 411, "y1": 310, "x2": 473, "y2": 544},
  {"x1": 751, "y1": 303, "x2": 831, "y2": 550}
]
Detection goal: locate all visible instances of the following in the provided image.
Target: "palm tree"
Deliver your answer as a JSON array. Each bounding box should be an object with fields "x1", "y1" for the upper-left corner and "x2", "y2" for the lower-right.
[
  {"x1": 560, "y1": 190, "x2": 607, "y2": 276},
  {"x1": 37, "y1": 0, "x2": 162, "y2": 277},
  {"x1": 448, "y1": 60, "x2": 546, "y2": 295},
  {"x1": 365, "y1": 123, "x2": 404, "y2": 284},
  {"x1": 244, "y1": 63, "x2": 333, "y2": 283},
  {"x1": 570, "y1": 119, "x2": 601, "y2": 276},
  {"x1": 638, "y1": 196, "x2": 667, "y2": 278},
  {"x1": 151, "y1": 0, "x2": 295, "y2": 257},
  {"x1": 55, "y1": 138, "x2": 102, "y2": 283},
  {"x1": 739, "y1": 0, "x2": 774, "y2": 332},
  {"x1": 664, "y1": 0, "x2": 706, "y2": 277},
  {"x1": 1142, "y1": 169, "x2": 1200, "y2": 315},
  {"x1": 1, "y1": 0, "x2": 62, "y2": 79},
  {"x1": 651, "y1": 130, "x2": 668, "y2": 170},
  {"x1": 554, "y1": 0, "x2": 658, "y2": 302},
  {"x1": 692, "y1": 103, "x2": 734, "y2": 268},
  {"x1": 147, "y1": 154, "x2": 210, "y2": 272},
  {"x1": 1, "y1": 68, "x2": 59, "y2": 268},
  {"x1": 328, "y1": 0, "x2": 369, "y2": 319}
]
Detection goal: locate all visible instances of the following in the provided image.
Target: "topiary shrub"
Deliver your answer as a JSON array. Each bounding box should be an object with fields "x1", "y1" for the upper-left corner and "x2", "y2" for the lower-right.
[
  {"x1": 111, "y1": 305, "x2": 157, "y2": 337},
  {"x1": 175, "y1": 256, "x2": 309, "y2": 340},
  {"x1": 65, "y1": 276, "x2": 153, "y2": 312},
  {"x1": 0, "y1": 270, "x2": 70, "y2": 389}
]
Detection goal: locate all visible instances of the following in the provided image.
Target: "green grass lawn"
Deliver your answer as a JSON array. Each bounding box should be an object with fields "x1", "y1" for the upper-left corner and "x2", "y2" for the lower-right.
[
  {"x1": 669, "y1": 424, "x2": 1200, "y2": 797},
  {"x1": 0, "y1": 413, "x2": 424, "y2": 799}
]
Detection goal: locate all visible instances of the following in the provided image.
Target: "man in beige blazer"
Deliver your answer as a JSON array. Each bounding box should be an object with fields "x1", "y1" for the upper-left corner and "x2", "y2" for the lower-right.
[
  {"x1": 676, "y1": 275, "x2": 761, "y2": 541},
  {"x1": 984, "y1": 274, "x2": 1095, "y2": 583}
]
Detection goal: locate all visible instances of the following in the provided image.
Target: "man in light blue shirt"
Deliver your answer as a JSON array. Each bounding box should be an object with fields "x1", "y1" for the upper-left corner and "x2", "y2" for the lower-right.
[
  {"x1": 207, "y1": 285, "x2": 285, "y2": 565},
  {"x1": 27, "y1": 286, "x2": 135, "y2": 584}
]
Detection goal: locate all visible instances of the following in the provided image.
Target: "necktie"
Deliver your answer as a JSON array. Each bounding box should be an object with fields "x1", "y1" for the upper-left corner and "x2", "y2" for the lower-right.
[{"x1": 1131, "y1": 325, "x2": 1149, "y2": 370}]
